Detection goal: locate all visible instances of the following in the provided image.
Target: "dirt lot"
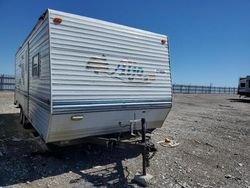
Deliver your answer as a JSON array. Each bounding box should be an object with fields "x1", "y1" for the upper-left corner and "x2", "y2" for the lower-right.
[{"x1": 0, "y1": 92, "x2": 249, "y2": 188}]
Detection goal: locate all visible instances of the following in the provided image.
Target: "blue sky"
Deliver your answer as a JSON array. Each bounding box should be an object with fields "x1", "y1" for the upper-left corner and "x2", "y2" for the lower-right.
[{"x1": 0, "y1": 0, "x2": 249, "y2": 87}]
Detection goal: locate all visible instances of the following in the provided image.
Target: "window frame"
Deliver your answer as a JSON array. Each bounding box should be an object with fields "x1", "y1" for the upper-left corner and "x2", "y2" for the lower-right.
[{"x1": 32, "y1": 53, "x2": 40, "y2": 77}]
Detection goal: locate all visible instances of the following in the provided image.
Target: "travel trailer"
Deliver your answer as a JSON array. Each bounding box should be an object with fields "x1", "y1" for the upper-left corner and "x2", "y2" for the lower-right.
[
  {"x1": 15, "y1": 9, "x2": 172, "y2": 143},
  {"x1": 238, "y1": 76, "x2": 250, "y2": 97}
]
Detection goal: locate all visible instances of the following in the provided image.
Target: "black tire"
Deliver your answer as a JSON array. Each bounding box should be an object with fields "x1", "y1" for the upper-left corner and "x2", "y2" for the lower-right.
[
  {"x1": 23, "y1": 121, "x2": 33, "y2": 129},
  {"x1": 21, "y1": 112, "x2": 26, "y2": 127},
  {"x1": 19, "y1": 108, "x2": 23, "y2": 124},
  {"x1": 20, "y1": 109, "x2": 32, "y2": 129},
  {"x1": 46, "y1": 143, "x2": 61, "y2": 153}
]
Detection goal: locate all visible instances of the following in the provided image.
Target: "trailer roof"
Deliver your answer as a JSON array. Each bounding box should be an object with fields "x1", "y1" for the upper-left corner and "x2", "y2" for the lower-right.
[{"x1": 240, "y1": 76, "x2": 250, "y2": 80}]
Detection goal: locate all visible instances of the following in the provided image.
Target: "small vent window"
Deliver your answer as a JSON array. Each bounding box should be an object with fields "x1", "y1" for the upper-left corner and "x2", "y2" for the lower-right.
[
  {"x1": 240, "y1": 83, "x2": 245, "y2": 88},
  {"x1": 32, "y1": 54, "x2": 40, "y2": 77}
]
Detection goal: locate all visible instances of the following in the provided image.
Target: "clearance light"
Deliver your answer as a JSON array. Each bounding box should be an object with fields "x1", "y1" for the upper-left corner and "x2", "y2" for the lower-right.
[
  {"x1": 161, "y1": 38, "x2": 167, "y2": 45},
  {"x1": 53, "y1": 17, "x2": 63, "y2": 24}
]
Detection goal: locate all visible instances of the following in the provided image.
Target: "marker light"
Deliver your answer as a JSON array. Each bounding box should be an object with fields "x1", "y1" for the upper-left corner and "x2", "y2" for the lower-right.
[
  {"x1": 161, "y1": 38, "x2": 167, "y2": 45},
  {"x1": 53, "y1": 17, "x2": 63, "y2": 24}
]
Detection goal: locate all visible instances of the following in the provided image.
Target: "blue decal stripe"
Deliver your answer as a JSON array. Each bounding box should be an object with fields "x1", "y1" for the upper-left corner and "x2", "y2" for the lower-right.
[{"x1": 52, "y1": 100, "x2": 172, "y2": 114}]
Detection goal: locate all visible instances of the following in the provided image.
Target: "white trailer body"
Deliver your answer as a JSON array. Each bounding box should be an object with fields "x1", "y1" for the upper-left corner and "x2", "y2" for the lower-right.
[
  {"x1": 238, "y1": 76, "x2": 250, "y2": 97},
  {"x1": 15, "y1": 9, "x2": 172, "y2": 143}
]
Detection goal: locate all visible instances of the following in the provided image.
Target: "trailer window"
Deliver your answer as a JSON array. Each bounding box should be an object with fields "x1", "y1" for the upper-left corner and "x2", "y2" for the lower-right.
[
  {"x1": 240, "y1": 83, "x2": 245, "y2": 88},
  {"x1": 21, "y1": 63, "x2": 25, "y2": 85},
  {"x1": 32, "y1": 54, "x2": 40, "y2": 77},
  {"x1": 248, "y1": 80, "x2": 250, "y2": 88}
]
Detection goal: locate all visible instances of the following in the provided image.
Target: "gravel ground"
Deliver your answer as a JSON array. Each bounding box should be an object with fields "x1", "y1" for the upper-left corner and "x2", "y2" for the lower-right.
[{"x1": 0, "y1": 91, "x2": 250, "y2": 188}]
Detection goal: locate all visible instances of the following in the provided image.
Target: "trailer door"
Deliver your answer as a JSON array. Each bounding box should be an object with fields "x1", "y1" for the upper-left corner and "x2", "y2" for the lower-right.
[{"x1": 21, "y1": 44, "x2": 30, "y2": 116}]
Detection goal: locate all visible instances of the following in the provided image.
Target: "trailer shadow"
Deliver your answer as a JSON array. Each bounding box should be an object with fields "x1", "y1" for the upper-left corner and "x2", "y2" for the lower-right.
[
  {"x1": 228, "y1": 98, "x2": 250, "y2": 103},
  {"x1": 0, "y1": 113, "x2": 141, "y2": 187}
]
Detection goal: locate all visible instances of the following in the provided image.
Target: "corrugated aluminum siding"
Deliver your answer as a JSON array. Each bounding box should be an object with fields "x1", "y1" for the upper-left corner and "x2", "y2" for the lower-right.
[
  {"x1": 15, "y1": 12, "x2": 51, "y2": 140},
  {"x1": 49, "y1": 9, "x2": 172, "y2": 113},
  {"x1": 28, "y1": 15, "x2": 51, "y2": 101},
  {"x1": 16, "y1": 12, "x2": 51, "y2": 104},
  {"x1": 28, "y1": 13, "x2": 51, "y2": 139}
]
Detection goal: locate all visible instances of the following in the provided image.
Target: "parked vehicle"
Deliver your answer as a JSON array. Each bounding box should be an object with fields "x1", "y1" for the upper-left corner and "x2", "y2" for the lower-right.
[
  {"x1": 15, "y1": 9, "x2": 172, "y2": 143},
  {"x1": 238, "y1": 76, "x2": 250, "y2": 97}
]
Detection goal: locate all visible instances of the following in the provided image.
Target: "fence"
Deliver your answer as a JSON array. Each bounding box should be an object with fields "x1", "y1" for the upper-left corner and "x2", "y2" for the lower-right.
[
  {"x1": 172, "y1": 84, "x2": 237, "y2": 94},
  {"x1": 0, "y1": 74, "x2": 15, "y2": 90}
]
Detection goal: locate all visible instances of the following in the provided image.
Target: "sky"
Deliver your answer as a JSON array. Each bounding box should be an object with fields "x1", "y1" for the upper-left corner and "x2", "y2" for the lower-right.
[{"x1": 0, "y1": 0, "x2": 249, "y2": 87}]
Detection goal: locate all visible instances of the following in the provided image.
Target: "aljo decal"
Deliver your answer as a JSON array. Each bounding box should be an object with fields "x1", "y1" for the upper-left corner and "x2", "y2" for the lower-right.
[{"x1": 86, "y1": 54, "x2": 157, "y2": 83}]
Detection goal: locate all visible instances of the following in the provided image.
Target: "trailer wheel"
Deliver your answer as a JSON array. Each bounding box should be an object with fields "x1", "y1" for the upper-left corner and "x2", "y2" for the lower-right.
[
  {"x1": 23, "y1": 120, "x2": 33, "y2": 129},
  {"x1": 19, "y1": 108, "x2": 23, "y2": 124},
  {"x1": 46, "y1": 143, "x2": 61, "y2": 153},
  {"x1": 20, "y1": 109, "x2": 32, "y2": 129},
  {"x1": 21, "y1": 113, "x2": 26, "y2": 127}
]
